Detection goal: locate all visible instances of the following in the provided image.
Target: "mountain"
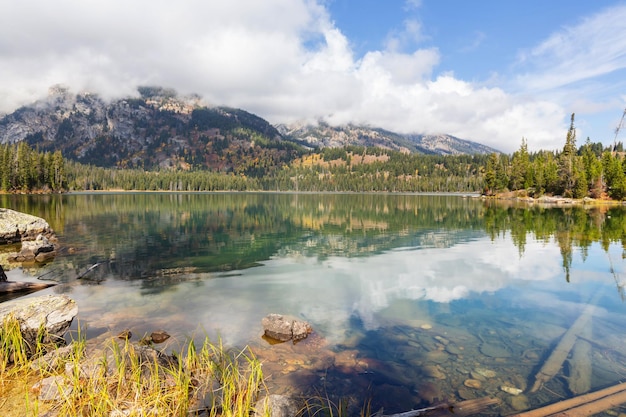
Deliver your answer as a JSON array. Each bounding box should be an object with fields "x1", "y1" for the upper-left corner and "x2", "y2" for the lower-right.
[
  {"x1": 0, "y1": 86, "x2": 301, "y2": 174},
  {"x1": 277, "y1": 122, "x2": 499, "y2": 155},
  {"x1": 0, "y1": 86, "x2": 499, "y2": 173},
  {"x1": 403, "y1": 133, "x2": 499, "y2": 155}
]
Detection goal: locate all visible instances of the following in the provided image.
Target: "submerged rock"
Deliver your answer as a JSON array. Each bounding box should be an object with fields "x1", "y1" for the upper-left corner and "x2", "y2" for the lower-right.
[
  {"x1": 500, "y1": 385, "x2": 523, "y2": 396},
  {"x1": 463, "y1": 379, "x2": 482, "y2": 389}
]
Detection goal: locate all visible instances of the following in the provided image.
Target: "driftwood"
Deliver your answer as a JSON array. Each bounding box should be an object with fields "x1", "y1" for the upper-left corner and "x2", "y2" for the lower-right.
[
  {"x1": 377, "y1": 397, "x2": 500, "y2": 417},
  {"x1": 530, "y1": 292, "x2": 601, "y2": 393},
  {"x1": 0, "y1": 280, "x2": 55, "y2": 294},
  {"x1": 510, "y1": 381, "x2": 626, "y2": 417}
]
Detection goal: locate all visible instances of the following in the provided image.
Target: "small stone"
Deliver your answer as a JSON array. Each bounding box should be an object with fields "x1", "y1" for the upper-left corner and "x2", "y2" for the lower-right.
[
  {"x1": 423, "y1": 365, "x2": 446, "y2": 380},
  {"x1": 292, "y1": 320, "x2": 312, "y2": 342},
  {"x1": 426, "y1": 350, "x2": 449, "y2": 364},
  {"x1": 508, "y1": 394, "x2": 530, "y2": 411},
  {"x1": 434, "y1": 336, "x2": 449, "y2": 345},
  {"x1": 420, "y1": 324, "x2": 432, "y2": 330},
  {"x1": 480, "y1": 343, "x2": 511, "y2": 358},
  {"x1": 149, "y1": 330, "x2": 170, "y2": 344},
  {"x1": 474, "y1": 367, "x2": 497, "y2": 378},
  {"x1": 464, "y1": 379, "x2": 482, "y2": 389},
  {"x1": 117, "y1": 329, "x2": 132, "y2": 340},
  {"x1": 501, "y1": 385, "x2": 523, "y2": 396},
  {"x1": 445, "y1": 344, "x2": 462, "y2": 355},
  {"x1": 457, "y1": 387, "x2": 476, "y2": 400}
]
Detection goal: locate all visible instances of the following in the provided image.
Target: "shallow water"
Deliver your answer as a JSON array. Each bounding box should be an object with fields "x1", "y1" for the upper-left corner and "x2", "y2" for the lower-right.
[{"x1": 2, "y1": 192, "x2": 626, "y2": 415}]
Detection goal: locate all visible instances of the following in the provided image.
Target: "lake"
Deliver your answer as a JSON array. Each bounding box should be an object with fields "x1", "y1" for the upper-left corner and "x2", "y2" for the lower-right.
[{"x1": 2, "y1": 192, "x2": 626, "y2": 415}]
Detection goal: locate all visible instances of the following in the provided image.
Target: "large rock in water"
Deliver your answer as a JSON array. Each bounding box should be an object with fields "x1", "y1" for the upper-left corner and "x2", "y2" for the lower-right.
[
  {"x1": 262, "y1": 314, "x2": 312, "y2": 343},
  {"x1": 0, "y1": 295, "x2": 78, "y2": 354},
  {"x1": 0, "y1": 208, "x2": 53, "y2": 244}
]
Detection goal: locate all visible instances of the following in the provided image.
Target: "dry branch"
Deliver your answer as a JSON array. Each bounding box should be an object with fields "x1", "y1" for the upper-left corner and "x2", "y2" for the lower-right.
[{"x1": 377, "y1": 397, "x2": 500, "y2": 417}]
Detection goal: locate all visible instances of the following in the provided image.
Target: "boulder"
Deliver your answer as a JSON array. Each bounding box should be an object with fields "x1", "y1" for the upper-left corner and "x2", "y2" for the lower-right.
[
  {"x1": 8, "y1": 234, "x2": 56, "y2": 263},
  {"x1": 0, "y1": 295, "x2": 78, "y2": 355},
  {"x1": 0, "y1": 208, "x2": 53, "y2": 244},
  {"x1": 262, "y1": 314, "x2": 312, "y2": 343}
]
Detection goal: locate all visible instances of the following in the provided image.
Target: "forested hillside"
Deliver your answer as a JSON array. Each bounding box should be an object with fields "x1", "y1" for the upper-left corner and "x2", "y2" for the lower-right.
[{"x1": 0, "y1": 86, "x2": 624, "y2": 201}]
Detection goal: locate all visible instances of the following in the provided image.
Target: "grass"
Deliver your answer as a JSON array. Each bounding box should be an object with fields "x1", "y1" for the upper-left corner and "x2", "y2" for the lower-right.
[{"x1": 0, "y1": 315, "x2": 270, "y2": 417}]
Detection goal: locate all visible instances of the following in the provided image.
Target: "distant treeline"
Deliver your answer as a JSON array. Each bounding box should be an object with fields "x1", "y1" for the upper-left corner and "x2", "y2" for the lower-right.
[{"x1": 5, "y1": 113, "x2": 626, "y2": 199}]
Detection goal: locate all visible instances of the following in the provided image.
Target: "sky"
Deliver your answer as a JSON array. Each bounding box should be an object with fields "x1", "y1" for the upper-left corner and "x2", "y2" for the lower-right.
[{"x1": 1, "y1": 0, "x2": 626, "y2": 153}]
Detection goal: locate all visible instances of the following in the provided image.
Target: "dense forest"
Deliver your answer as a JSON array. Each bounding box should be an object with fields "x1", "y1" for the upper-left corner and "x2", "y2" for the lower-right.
[{"x1": 2, "y1": 113, "x2": 626, "y2": 199}]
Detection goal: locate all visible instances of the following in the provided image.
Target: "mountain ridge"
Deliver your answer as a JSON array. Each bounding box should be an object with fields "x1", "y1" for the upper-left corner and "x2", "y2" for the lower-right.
[{"x1": 0, "y1": 86, "x2": 499, "y2": 172}]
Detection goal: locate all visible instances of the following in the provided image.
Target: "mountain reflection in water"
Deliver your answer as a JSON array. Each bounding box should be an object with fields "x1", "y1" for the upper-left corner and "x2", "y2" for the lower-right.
[{"x1": 2, "y1": 192, "x2": 625, "y2": 415}]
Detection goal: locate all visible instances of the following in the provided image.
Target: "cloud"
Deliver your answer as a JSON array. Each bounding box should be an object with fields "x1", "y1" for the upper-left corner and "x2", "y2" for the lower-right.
[
  {"x1": 0, "y1": 0, "x2": 568, "y2": 153},
  {"x1": 515, "y1": 4, "x2": 626, "y2": 92}
]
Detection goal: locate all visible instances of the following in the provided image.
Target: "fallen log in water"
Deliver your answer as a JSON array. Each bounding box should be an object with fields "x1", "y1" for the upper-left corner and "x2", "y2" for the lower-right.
[
  {"x1": 377, "y1": 397, "x2": 500, "y2": 417},
  {"x1": 0, "y1": 280, "x2": 55, "y2": 294},
  {"x1": 567, "y1": 318, "x2": 592, "y2": 395},
  {"x1": 530, "y1": 292, "x2": 601, "y2": 393},
  {"x1": 510, "y1": 381, "x2": 626, "y2": 417}
]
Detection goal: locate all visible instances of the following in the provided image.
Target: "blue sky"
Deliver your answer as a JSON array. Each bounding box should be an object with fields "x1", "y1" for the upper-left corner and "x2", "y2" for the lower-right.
[{"x1": 1, "y1": 0, "x2": 626, "y2": 153}]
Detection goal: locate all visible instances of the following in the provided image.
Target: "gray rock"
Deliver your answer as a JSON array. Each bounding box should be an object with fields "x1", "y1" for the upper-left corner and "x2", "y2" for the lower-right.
[
  {"x1": 0, "y1": 209, "x2": 53, "y2": 244},
  {"x1": 32, "y1": 375, "x2": 72, "y2": 402},
  {"x1": 292, "y1": 319, "x2": 312, "y2": 341},
  {"x1": 30, "y1": 344, "x2": 74, "y2": 372},
  {"x1": 262, "y1": 314, "x2": 312, "y2": 343},
  {"x1": 262, "y1": 314, "x2": 294, "y2": 342},
  {"x1": 255, "y1": 395, "x2": 299, "y2": 417},
  {"x1": 0, "y1": 295, "x2": 78, "y2": 355},
  {"x1": 9, "y1": 234, "x2": 57, "y2": 263},
  {"x1": 22, "y1": 234, "x2": 55, "y2": 255}
]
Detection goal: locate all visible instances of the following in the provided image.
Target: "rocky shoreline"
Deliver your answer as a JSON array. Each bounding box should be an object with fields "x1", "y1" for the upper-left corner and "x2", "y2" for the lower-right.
[
  {"x1": 0, "y1": 208, "x2": 58, "y2": 295},
  {"x1": 0, "y1": 294, "x2": 309, "y2": 417},
  {"x1": 481, "y1": 191, "x2": 626, "y2": 205}
]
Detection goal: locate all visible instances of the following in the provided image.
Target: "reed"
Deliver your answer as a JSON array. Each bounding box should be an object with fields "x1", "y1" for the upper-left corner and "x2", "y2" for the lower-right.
[{"x1": 0, "y1": 317, "x2": 268, "y2": 417}]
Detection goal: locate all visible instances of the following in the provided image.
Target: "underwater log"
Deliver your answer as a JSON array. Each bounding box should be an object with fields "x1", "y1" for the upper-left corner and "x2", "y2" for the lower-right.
[
  {"x1": 377, "y1": 397, "x2": 500, "y2": 417},
  {"x1": 510, "y1": 381, "x2": 626, "y2": 417},
  {"x1": 567, "y1": 317, "x2": 592, "y2": 395},
  {"x1": 530, "y1": 293, "x2": 600, "y2": 393}
]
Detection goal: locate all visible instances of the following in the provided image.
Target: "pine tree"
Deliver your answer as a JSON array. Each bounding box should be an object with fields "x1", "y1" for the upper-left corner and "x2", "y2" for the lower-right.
[
  {"x1": 510, "y1": 138, "x2": 530, "y2": 190},
  {"x1": 558, "y1": 113, "x2": 579, "y2": 197}
]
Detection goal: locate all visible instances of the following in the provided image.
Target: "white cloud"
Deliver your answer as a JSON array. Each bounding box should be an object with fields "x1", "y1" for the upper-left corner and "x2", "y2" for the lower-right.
[
  {"x1": 0, "y1": 0, "x2": 572, "y2": 152},
  {"x1": 515, "y1": 5, "x2": 626, "y2": 92}
]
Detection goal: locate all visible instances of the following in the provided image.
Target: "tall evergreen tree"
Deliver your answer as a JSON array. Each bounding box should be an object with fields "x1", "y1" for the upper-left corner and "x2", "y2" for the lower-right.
[
  {"x1": 558, "y1": 113, "x2": 579, "y2": 197},
  {"x1": 509, "y1": 138, "x2": 530, "y2": 190}
]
